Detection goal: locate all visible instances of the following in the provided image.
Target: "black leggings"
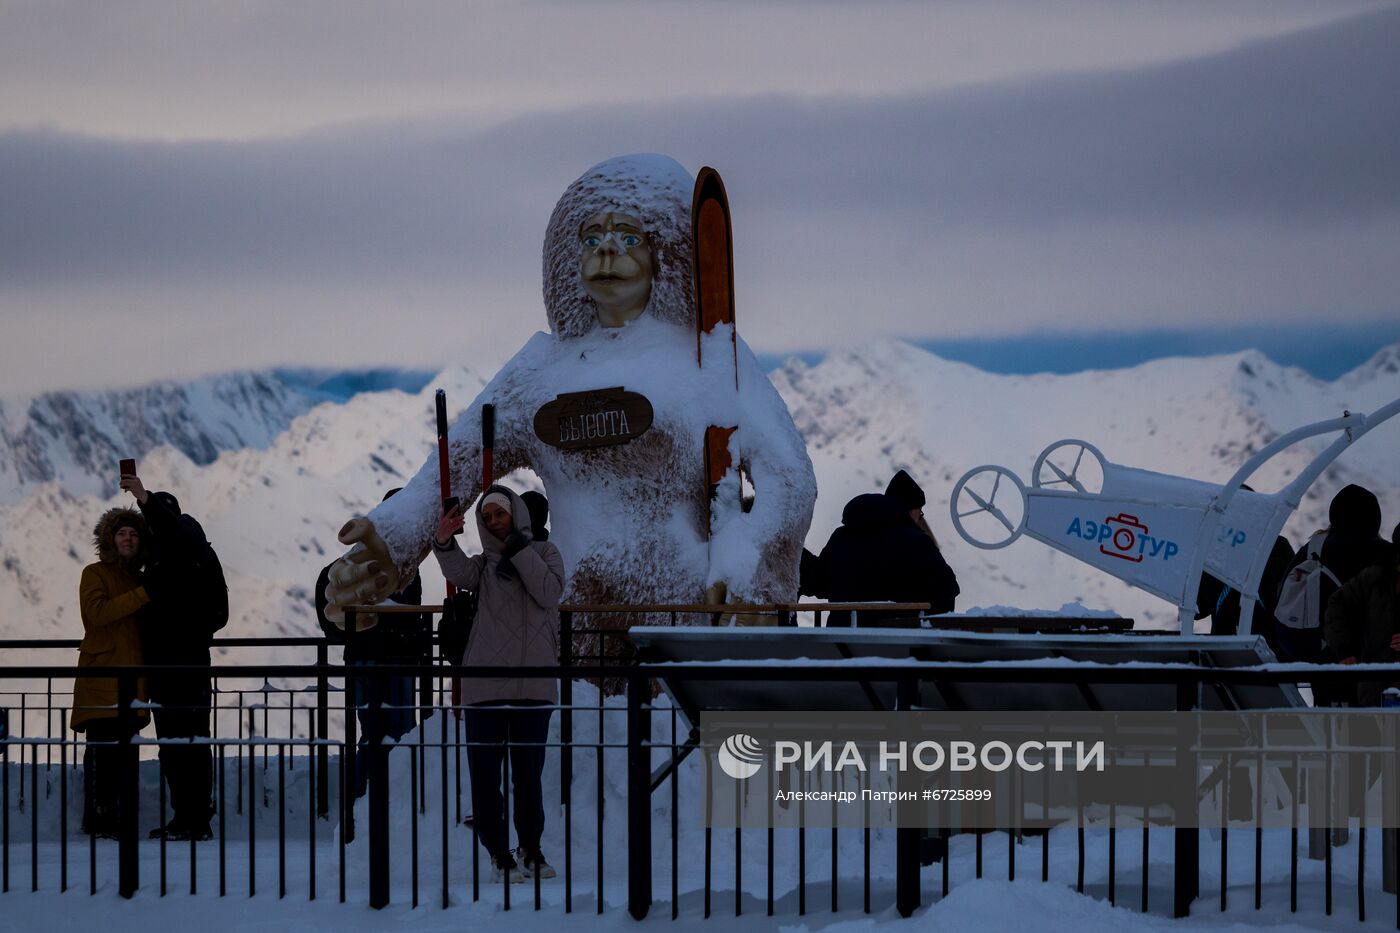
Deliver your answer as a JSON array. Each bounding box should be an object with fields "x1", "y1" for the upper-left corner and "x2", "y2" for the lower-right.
[
  {"x1": 82, "y1": 719, "x2": 140, "y2": 834},
  {"x1": 463, "y1": 701, "x2": 554, "y2": 859}
]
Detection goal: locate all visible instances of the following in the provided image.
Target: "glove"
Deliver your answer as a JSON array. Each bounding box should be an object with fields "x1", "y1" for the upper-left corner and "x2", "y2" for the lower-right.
[
  {"x1": 494, "y1": 532, "x2": 529, "y2": 581},
  {"x1": 323, "y1": 517, "x2": 398, "y2": 631},
  {"x1": 502, "y1": 532, "x2": 530, "y2": 558}
]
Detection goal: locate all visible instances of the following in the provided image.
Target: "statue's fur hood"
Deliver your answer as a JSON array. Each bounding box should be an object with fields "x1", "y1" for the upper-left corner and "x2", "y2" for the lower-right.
[
  {"x1": 542, "y1": 154, "x2": 695, "y2": 338},
  {"x1": 93, "y1": 506, "x2": 148, "y2": 566}
]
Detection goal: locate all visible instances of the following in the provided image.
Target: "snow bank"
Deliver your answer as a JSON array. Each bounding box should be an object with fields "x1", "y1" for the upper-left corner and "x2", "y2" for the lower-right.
[{"x1": 959, "y1": 602, "x2": 1121, "y2": 618}]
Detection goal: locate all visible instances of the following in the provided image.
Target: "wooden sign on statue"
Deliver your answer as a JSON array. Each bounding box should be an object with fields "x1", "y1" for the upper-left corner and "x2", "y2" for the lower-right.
[{"x1": 533, "y1": 387, "x2": 654, "y2": 450}]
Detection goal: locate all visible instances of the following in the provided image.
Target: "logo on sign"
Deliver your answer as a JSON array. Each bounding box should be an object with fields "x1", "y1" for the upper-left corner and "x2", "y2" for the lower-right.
[
  {"x1": 1065, "y1": 513, "x2": 1180, "y2": 563},
  {"x1": 717, "y1": 734, "x2": 764, "y2": 780}
]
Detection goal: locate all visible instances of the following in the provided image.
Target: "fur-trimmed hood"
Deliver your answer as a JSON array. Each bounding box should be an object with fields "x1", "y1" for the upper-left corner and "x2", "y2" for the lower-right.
[
  {"x1": 542, "y1": 154, "x2": 694, "y2": 339},
  {"x1": 93, "y1": 506, "x2": 148, "y2": 566}
]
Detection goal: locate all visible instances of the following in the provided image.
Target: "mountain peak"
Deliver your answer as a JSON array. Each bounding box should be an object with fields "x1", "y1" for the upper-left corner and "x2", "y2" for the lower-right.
[
  {"x1": 0, "y1": 367, "x2": 445, "y2": 505},
  {"x1": 1341, "y1": 340, "x2": 1400, "y2": 386}
]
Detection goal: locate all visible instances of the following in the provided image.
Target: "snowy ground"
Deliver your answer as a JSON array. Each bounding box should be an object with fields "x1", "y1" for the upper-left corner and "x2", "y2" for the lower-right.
[{"x1": 2, "y1": 824, "x2": 1392, "y2": 932}]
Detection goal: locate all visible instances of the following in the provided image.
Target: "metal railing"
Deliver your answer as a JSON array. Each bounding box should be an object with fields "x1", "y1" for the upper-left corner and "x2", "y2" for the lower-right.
[{"x1": 0, "y1": 608, "x2": 1394, "y2": 926}]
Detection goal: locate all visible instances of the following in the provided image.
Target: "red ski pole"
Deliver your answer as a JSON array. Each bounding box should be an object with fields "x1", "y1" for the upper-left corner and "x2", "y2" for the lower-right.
[
  {"x1": 435, "y1": 390, "x2": 454, "y2": 600},
  {"x1": 481, "y1": 404, "x2": 495, "y2": 494},
  {"x1": 436, "y1": 390, "x2": 467, "y2": 719},
  {"x1": 448, "y1": 402, "x2": 495, "y2": 716}
]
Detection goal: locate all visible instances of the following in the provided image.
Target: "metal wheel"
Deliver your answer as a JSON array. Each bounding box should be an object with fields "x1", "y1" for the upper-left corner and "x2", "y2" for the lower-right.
[
  {"x1": 1032, "y1": 439, "x2": 1107, "y2": 494},
  {"x1": 950, "y1": 465, "x2": 1028, "y2": 550}
]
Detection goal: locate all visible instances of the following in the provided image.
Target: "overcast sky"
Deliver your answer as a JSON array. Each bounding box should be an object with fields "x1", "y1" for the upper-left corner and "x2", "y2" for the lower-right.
[{"x1": 2, "y1": 0, "x2": 1398, "y2": 394}]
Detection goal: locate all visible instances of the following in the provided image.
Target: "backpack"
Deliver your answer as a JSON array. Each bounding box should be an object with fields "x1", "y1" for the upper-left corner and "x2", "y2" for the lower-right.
[
  {"x1": 1273, "y1": 532, "x2": 1340, "y2": 631},
  {"x1": 186, "y1": 524, "x2": 229, "y2": 635},
  {"x1": 148, "y1": 510, "x2": 229, "y2": 639},
  {"x1": 437, "y1": 588, "x2": 478, "y2": 664}
]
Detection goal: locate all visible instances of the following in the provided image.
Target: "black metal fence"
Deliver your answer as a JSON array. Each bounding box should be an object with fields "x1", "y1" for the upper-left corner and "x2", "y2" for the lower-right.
[{"x1": 1, "y1": 612, "x2": 1397, "y2": 927}]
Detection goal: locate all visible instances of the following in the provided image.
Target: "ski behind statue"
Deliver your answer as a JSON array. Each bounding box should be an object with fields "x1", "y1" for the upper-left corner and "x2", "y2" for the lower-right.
[{"x1": 692, "y1": 166, "x2": 740, "y2": 539}]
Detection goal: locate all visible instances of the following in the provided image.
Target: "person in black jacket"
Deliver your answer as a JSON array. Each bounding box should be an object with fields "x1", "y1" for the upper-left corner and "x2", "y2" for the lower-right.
[
  {"x1": 1325, "y1": 522, "x2": 1400, "y2": 707},
  {"x1": 1277, "y1": 485, "x2": 1390, "y2": 666},
  {"x1": 1279, "y1": 485, "x2": 1390, "y2": 708},
  {"x1": 315, "y1": 487, "x2": 431, "y2": 799},
  {"x1": 814, "y1": 478, "x2": 959, "y2": 626},
  {"x1": 120, "y1": 472, "x2": 227, "y2": 841},
  {"x1": 885, "y1": 469, "x2": 941, "y2": 543},
  {"x1": 521, "y1": 490, "x2": 550, "y2": 542}
]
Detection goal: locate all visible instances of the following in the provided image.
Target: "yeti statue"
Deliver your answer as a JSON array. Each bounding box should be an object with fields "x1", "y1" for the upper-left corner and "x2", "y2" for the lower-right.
[{"x1": 321, "y1": 154, "x2": 816, "y2": 637}]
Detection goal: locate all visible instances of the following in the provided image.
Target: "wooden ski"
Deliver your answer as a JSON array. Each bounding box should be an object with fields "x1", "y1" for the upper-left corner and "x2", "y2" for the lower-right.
[{"x1": 692, "y1": 166, "x2": 740, "y2": 538}]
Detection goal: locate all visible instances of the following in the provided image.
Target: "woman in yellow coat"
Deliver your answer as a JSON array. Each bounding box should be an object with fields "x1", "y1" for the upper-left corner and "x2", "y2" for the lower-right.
[{"x1": 73, "y1": 506, "x2": 152, "y2": 837}]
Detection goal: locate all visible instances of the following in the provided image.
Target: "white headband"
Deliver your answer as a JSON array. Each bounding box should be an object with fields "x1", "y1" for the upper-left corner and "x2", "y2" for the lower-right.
[{"x1": 481, "y1": 492, "x2": 512, "y2": 515}]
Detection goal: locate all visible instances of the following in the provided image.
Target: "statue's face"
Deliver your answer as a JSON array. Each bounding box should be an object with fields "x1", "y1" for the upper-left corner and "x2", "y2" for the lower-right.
[{"x1": 579, "y1": 211, "x2": 654, "y2": 326}]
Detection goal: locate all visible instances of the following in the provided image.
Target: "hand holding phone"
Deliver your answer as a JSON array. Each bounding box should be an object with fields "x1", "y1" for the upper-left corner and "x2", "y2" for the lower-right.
[
  {"x1": 118, "y1": 462, "x2": 149, "y2": 504},
  {"x1": 437, "y1": 496, "x2": 465, "y2": 542}
]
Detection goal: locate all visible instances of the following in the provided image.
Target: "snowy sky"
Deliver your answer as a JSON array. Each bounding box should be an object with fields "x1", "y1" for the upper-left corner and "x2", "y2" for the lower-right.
[{"x1": 2, "y1": 0, "x2": 1398, "y2": 393}]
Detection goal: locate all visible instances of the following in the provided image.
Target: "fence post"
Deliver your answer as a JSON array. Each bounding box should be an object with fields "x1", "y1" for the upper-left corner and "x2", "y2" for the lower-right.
[
  {"x1": 1385, "y1": 737, "x2": 1397, "y2": 895},
  {"x1": 895, "y1": 675, "x2": 920, "y2": 918},
  {"x1": 561, "y1": 609, "x2": 574, "y2": 913},
  {"x1": 117, "y1": 672, "x2": 139, "y2": 899},
  {"x1": 419, "y1": 609, "x2": 434, "y2": 724},
  {"x1": 561, "y1": 610, "x2": 573, "y2": 808},
  {"x1": 344, "y1": 609, "x2": 358, "y2": 844},
  {"x1": 3, "y1": 705, "x2": 10, "y2": 894},
  {"x1": 1174, "y1": 666, "x2": 1200, "y2": 918},
  {"x1": 368, "y1": 667, "x2": 390, "y2": 909},
  {"x1": 627, "y1": 669, "x2": 651, "y2": 920},
  {"x1": 316, "y1": 641, "x2": 330, "y2": 820}
]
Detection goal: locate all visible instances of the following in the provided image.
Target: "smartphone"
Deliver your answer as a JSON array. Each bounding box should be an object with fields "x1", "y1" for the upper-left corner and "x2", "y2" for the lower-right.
[
  {"x1": 442, "y1": 496, "x2": 464, "y2": 535},
  {"x1": 119, "y1": 458, "x2": 136, "y2": 478}
]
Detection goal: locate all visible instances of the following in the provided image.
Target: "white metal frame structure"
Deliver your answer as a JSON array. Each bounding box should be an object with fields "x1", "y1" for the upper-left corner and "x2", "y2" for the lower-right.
[{"x1": 950, "y1": 398, "x2": 1400, "y2": 635}]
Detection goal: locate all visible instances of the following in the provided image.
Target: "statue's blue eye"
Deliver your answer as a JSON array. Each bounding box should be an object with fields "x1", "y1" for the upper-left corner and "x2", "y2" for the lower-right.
[
  {"x1": 622, "y1": 234, "x2": 641, "y2": 247},
  {"x1": 583, "y1": 235, "x2": 600, "y2": 248}
]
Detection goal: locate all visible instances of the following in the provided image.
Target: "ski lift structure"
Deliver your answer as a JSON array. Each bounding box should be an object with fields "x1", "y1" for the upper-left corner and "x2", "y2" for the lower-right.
[{"x1": 950, "y1": 398, "x2": 1400, "y2": 636}]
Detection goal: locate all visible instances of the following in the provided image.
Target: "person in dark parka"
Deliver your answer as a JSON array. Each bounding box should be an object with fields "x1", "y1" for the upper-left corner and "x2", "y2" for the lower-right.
[
  {"x1": 886, "y1": 469, "x2": 939, "y2": 541},
  {"x1": 121, "y1": 473, "x2": 226, "y2": 841},
  {"x1": 314, "y1": 487, "x2": 431, "y2": 799},
  {"x1": 1325, "y1": 522, "x2": 1400, "y2": 707},
  {"x1": 521, "y1": 490, "x2": 550, "y2": 542},
  {"x1": 799, "y1": 470, "x2": 956, "y2": 607},
  {"x1": 1277, "y1": 485, "x2": 1390, "y2": 666},
  {"x1": 816, "y1": 490, "x2": 960, "y2": 627}
]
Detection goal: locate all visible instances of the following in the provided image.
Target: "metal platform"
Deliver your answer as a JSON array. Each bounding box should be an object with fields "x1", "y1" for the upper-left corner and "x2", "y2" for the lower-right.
[{"x1": 629, "y1": 627, "x2": 1306, "y2": 721}]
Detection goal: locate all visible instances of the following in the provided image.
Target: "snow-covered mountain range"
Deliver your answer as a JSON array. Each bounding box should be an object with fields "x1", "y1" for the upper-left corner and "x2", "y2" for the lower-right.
[
  {"x1": 1, "y1": 341, "x2": 1396, "y2": 661},
  {"x1": 0, "y1": 367, "x2": 433, "y2": 507}
]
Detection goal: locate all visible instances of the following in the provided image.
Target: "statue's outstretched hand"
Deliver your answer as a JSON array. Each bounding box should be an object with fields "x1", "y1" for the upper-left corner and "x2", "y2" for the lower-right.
[{"x1": 323, "y1": 517, "x2": 400, "y2": 630}]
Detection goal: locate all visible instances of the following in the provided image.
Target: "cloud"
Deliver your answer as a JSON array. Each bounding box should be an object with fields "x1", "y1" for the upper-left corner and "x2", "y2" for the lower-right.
[
  {"x1": 2, "y1": 5, "x2": 1398, "y2": 392},
  {"x1": 1, "y1": 0, "x2": 1386, "y2": 139}
]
